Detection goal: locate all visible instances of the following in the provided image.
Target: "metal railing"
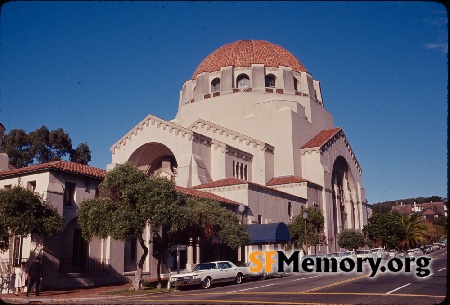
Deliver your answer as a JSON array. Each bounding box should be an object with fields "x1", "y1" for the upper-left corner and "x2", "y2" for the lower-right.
[{"x1": 59, "y1": 257, "x2": 110, "y2": 273}]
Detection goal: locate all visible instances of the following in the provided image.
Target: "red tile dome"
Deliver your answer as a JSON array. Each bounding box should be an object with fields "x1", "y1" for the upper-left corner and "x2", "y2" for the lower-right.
[{"x1": 192, "y1": 40, "x2": 307, "y2": 79}]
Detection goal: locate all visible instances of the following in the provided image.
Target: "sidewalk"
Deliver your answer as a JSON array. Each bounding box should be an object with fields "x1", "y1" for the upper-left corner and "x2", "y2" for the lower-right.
[{"x1": 0, "y1": 280, "x2": 171, "y2": 304}]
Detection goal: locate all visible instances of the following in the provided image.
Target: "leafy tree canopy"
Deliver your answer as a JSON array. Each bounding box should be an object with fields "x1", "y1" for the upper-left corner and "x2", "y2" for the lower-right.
[
  {"x1": 288, "y1": 206, "x2": 325, "y2": 251},
  {"x1": 337, "y1": 229, "x2": 366, "y2": 251},
  {"x1": 177, "y1": 196, "x2": 250, "y2": 249},
  {"x1": 0, "y1": 186, "x2": 63, "y2": 252},
  {"x1": 1, "y1": 125, "x2": 91, "y2": 168},
  {"x1": 362, "y1": 212, "x2": 405, "y2": 249},
  {"x1": 78, "y1": 163, "x2": 249, "y2": 290}
]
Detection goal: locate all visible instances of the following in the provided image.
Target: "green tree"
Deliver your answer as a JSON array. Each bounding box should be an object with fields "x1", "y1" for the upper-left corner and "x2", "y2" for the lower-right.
[
  {"x1": 0, "y1": 129, "x2": 32, "y2": 168},
  {"x1": 400, "y1": 214, "x2": 427, "y2": 248},
  {"x1": 337, "y1": 229, "x2": 366, "y2": 251},
  {"x1": 78, "y1": 163, "x2": 180, "y2": 290},
  {"x1": 288, "y1": 206, "x2": 325, "y2": 253},
  {"x1": 0, "y1": 186, "x2": 63, "y2": 252},
  {"x1": 78, "y1": 163, "x2": 252, "y2": 290},
  {"x1": 179, "y1": 196, "x2": 250, "y2": 249},
  {"x1": 70, "y1": 143, "x2": 91, "y2": 165},
  {"x1": 1, "y1": 125, "x2": 91, "y2": 168},
  {"x1": 362, "y1": 212, "x2": 405, "y2": 249}
]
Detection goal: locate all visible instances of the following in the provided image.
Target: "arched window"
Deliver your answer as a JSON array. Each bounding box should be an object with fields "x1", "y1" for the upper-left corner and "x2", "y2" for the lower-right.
[
  {"x1": 237, "y1": 74, "x2": 250, "y2": 89},
  {"x1": 265, "y1": 74, "x2": 276, "y2": 87},
  {"x1": 211, "y1": 78, "x2": 220, "y2": 92},
  {"x1": 293, "y1": 77, "x2": 298, "y2": 91}
]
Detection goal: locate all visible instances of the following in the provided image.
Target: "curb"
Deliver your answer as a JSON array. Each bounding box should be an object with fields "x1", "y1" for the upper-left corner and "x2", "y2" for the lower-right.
[{"x1": 0, "y1": 290, "x2": 171, "y2": 304}]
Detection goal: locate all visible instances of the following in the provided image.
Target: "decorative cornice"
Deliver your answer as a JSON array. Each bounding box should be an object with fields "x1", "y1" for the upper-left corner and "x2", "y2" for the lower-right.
[
  {"x1": 188, "y1": 119, "x2": 275, "y2": 154},
  {"x1": 110, "y1": 114, "x2": 195, "y2": 153}
]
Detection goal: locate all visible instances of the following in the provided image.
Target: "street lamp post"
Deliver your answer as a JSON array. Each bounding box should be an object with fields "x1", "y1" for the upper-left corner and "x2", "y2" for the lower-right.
[
  {"x1": 238, "y1": 203, "x2": 247, "y2": 262},
  {"x1": 303, "y1": 211, "x2": 308, "y2": 255}
]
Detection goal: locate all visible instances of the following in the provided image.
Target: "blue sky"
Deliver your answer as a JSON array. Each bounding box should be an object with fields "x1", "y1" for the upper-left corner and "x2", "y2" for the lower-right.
[{"x1": 0, "y1": 1, "x2": 447, "y2": 204}]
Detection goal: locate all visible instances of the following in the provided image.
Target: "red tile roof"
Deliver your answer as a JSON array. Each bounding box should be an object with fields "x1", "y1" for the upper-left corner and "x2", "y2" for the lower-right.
[
  {"x1": 192, "y1": 40, "x2": 307, "y2": 79},
  {"x1": 193, "y1": 178, "x2": 307, "y2": 202},
  {"x1": 301, "y1": 127, "x2": 342, "y2": 149},
  {"x1": 266, "y1": 176, "x2": 308, "y2": 186},
  {"x1": 175, "y1": 185, "x2": 239, "y2": 206},
  {"x1": 192, "y1": 177, "x2": 247, "y2": 189},
  {"x1": 0, "y1": 161, "x2": 106, "y2": 179}
]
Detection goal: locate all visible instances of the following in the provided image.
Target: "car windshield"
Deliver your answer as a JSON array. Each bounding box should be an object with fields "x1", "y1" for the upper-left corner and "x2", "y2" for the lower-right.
[
  {"x1": 356, "y1": 250, "x2": 370, "y2": 254},
  {"x1": 193, "y1": 263, "x2": 216, "y2": 271}
]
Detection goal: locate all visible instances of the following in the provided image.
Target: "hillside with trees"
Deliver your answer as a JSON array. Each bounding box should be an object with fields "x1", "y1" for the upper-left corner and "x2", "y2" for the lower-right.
[{"x1": 370, "y1": 196, "x2": 445, "y2": 214}]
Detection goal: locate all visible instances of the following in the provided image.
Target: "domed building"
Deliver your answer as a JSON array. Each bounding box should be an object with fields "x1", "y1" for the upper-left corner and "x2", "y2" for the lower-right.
[{"x1": 109, "y1": 40, "x2": 371, "y2": 273}]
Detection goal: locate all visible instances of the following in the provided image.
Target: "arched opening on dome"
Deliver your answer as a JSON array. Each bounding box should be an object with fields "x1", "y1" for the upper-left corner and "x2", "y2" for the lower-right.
[
  {"x1": 236, "y1": 74, "x2": 250, "y2": 89},
  {"x1": 211, "y1": 78, "x2": 220, "y2": 92},
  {"x1": 293, "y1": 77, "x2": 298, "y2": 91},
  {"x1": 127, "y1": 142, "x2": 178, "y2": 180},
  {"x1": 265, "y1": 74, "x2": 276, "y2": 88}
]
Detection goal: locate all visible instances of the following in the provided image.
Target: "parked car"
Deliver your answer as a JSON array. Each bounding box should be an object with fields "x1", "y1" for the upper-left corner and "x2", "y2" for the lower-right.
[
  {"x1": 406, "y1": 248, "x2": 421, "y2": 257},
  {"x1": 170, "y1": 261, "x2": 250, "y2": 289},
  {"x1": 397, "y1": 250, "x2": 407, "y2": 258},
  {"x1": 371, "y1": 248, "x2": 388, "y2": 259},
  {"x1": 388, "y1": 249, "x2": 398, "y2": 257},
  {"x1": 355, "y1": 249, "x2": 372, "y2": 259}
]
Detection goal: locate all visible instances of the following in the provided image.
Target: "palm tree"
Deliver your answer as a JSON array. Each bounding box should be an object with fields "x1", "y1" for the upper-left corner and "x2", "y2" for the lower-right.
[{"x1": 400, "y1": 214, "x2": 427, "y2": 249}]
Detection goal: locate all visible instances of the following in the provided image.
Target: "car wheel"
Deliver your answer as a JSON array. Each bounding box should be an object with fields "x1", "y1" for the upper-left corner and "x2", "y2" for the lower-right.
[
  {"x1": 201, "y1": 277, "x2": 212, "y2": 289},
  {"x1": 260, "y1": 272, "x2": 267, "y2": 280},
  {"x1": 235, "y1": 273, "x2": 243, "y2": 284}
]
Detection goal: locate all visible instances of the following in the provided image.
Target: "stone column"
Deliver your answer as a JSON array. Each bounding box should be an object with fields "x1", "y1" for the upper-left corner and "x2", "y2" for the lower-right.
[
  {"x1": 186, "y1": 238, "x2": 194, "y2": 271},
  {"x1": 196, "y1": 238, "x2": 200, "y2": 264}
]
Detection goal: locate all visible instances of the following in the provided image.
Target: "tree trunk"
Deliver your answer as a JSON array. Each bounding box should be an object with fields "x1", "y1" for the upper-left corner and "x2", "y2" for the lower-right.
[{"x1": 130, "y1": 236, "x2": 148, "y2": 291}]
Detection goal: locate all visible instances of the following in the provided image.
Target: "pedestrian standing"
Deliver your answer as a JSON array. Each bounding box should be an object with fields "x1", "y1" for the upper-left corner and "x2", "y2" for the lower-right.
[
  {"x1": 26, "y1": 257, "x2": 43, "y2": 297},
  {"x1": 20, "y1": 262, "x2": 28, "y2": 294},
  {"x1": 13, "y1": 263, "x2": 23, "y2": 296}
]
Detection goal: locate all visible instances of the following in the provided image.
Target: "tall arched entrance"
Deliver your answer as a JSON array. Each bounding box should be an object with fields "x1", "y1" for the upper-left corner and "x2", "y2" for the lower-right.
[
  {"x1": 331, "y1": 156, "x2": 358, "y2": 250},
  {"x1": 128, "y1": 142, "x2": 178, "y2": 179}
]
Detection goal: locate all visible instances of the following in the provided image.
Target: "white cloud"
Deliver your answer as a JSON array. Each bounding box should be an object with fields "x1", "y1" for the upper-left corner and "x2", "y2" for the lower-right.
[{"x1": 424, "y1": 43, "x2": 448, "y2": 54}]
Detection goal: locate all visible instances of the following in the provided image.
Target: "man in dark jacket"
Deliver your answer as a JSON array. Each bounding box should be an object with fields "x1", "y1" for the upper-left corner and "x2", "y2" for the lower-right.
[{"x1": 26, "y1": 257, "x2": 43, "y2": 297}]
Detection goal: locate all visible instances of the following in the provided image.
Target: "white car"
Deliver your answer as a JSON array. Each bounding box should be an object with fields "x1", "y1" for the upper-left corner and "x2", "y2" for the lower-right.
[
  {"x1": 170, "y1": 261, "x2": 250, "y2": 289},
  {"x1": 371, "y1": 248, "x2": 388, "y2": 259}
]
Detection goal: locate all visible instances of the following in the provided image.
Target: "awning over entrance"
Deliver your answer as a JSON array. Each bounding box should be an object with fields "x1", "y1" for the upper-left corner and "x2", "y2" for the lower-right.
[{"x1": 246, "y1": 222, "x2": 290, "y2": 244}]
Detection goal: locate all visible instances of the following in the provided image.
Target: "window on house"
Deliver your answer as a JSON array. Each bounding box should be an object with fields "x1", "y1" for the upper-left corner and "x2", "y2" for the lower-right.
[
  {"x1": 211, "y1": 78, "x2": 220, "y2": 92},
  {"x1": 288, "y1": 202, "x2": 293, "y2": 219},
  {"x1": 235, "y1": 162, "x2": 240, "y2": 178},
  {"x1": 84, "y1": 178, "x2": 89, "y2": 192},
  {"x1": 240, "y1": 163, "x2": 244, "y2": 179},
  {"x1": 265, "y1": 74, "x2": 276, "y2": 87},
  {"x1": 237, "y1": 74, "x2": 250, "y2": 89},
  {"x1": 293, "y1": 77, "x2": 298, "y2": 91},
  {"x1": 130, "y1": 238, "x2": 137, "y2": 261},
  {"x1": 27, "y1": 181, "x2": 36, "y2": 192},
  {"x1": 244, "y1": 165, "x2": 248, "y2": 180},
  {"x1": 232, "y1": 161, "x2": 235, "y2": 177},
  {"x1": 64, "y1": 182, "x2": 76, "y2": 206},
  {"x1": 257, "y1": 215, "x2": 262, "y2": 224}
]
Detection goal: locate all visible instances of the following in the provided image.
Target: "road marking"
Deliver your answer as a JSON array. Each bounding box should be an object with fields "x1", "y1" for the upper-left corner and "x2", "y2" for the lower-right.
[
  {"x1": 438, "y1": 268, "x2": 446, "y2": 272},
  {"x1": 386, "y1": 283, "x2": 411, "y2": 294},
  {"x1": 292, "y1": 275, "x2": 322, "y2": 281},
  {"x1": 301, "y1": 275, "x2": 367, "y2": 292},
  {"x1": 228, "y1": 283, "x2": 275, "y2": 293}
]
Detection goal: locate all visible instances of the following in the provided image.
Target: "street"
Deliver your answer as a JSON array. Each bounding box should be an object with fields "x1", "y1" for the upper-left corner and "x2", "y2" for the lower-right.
[{"x1": 85, "y1": 248, "x2": 447, "y2": 305}]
